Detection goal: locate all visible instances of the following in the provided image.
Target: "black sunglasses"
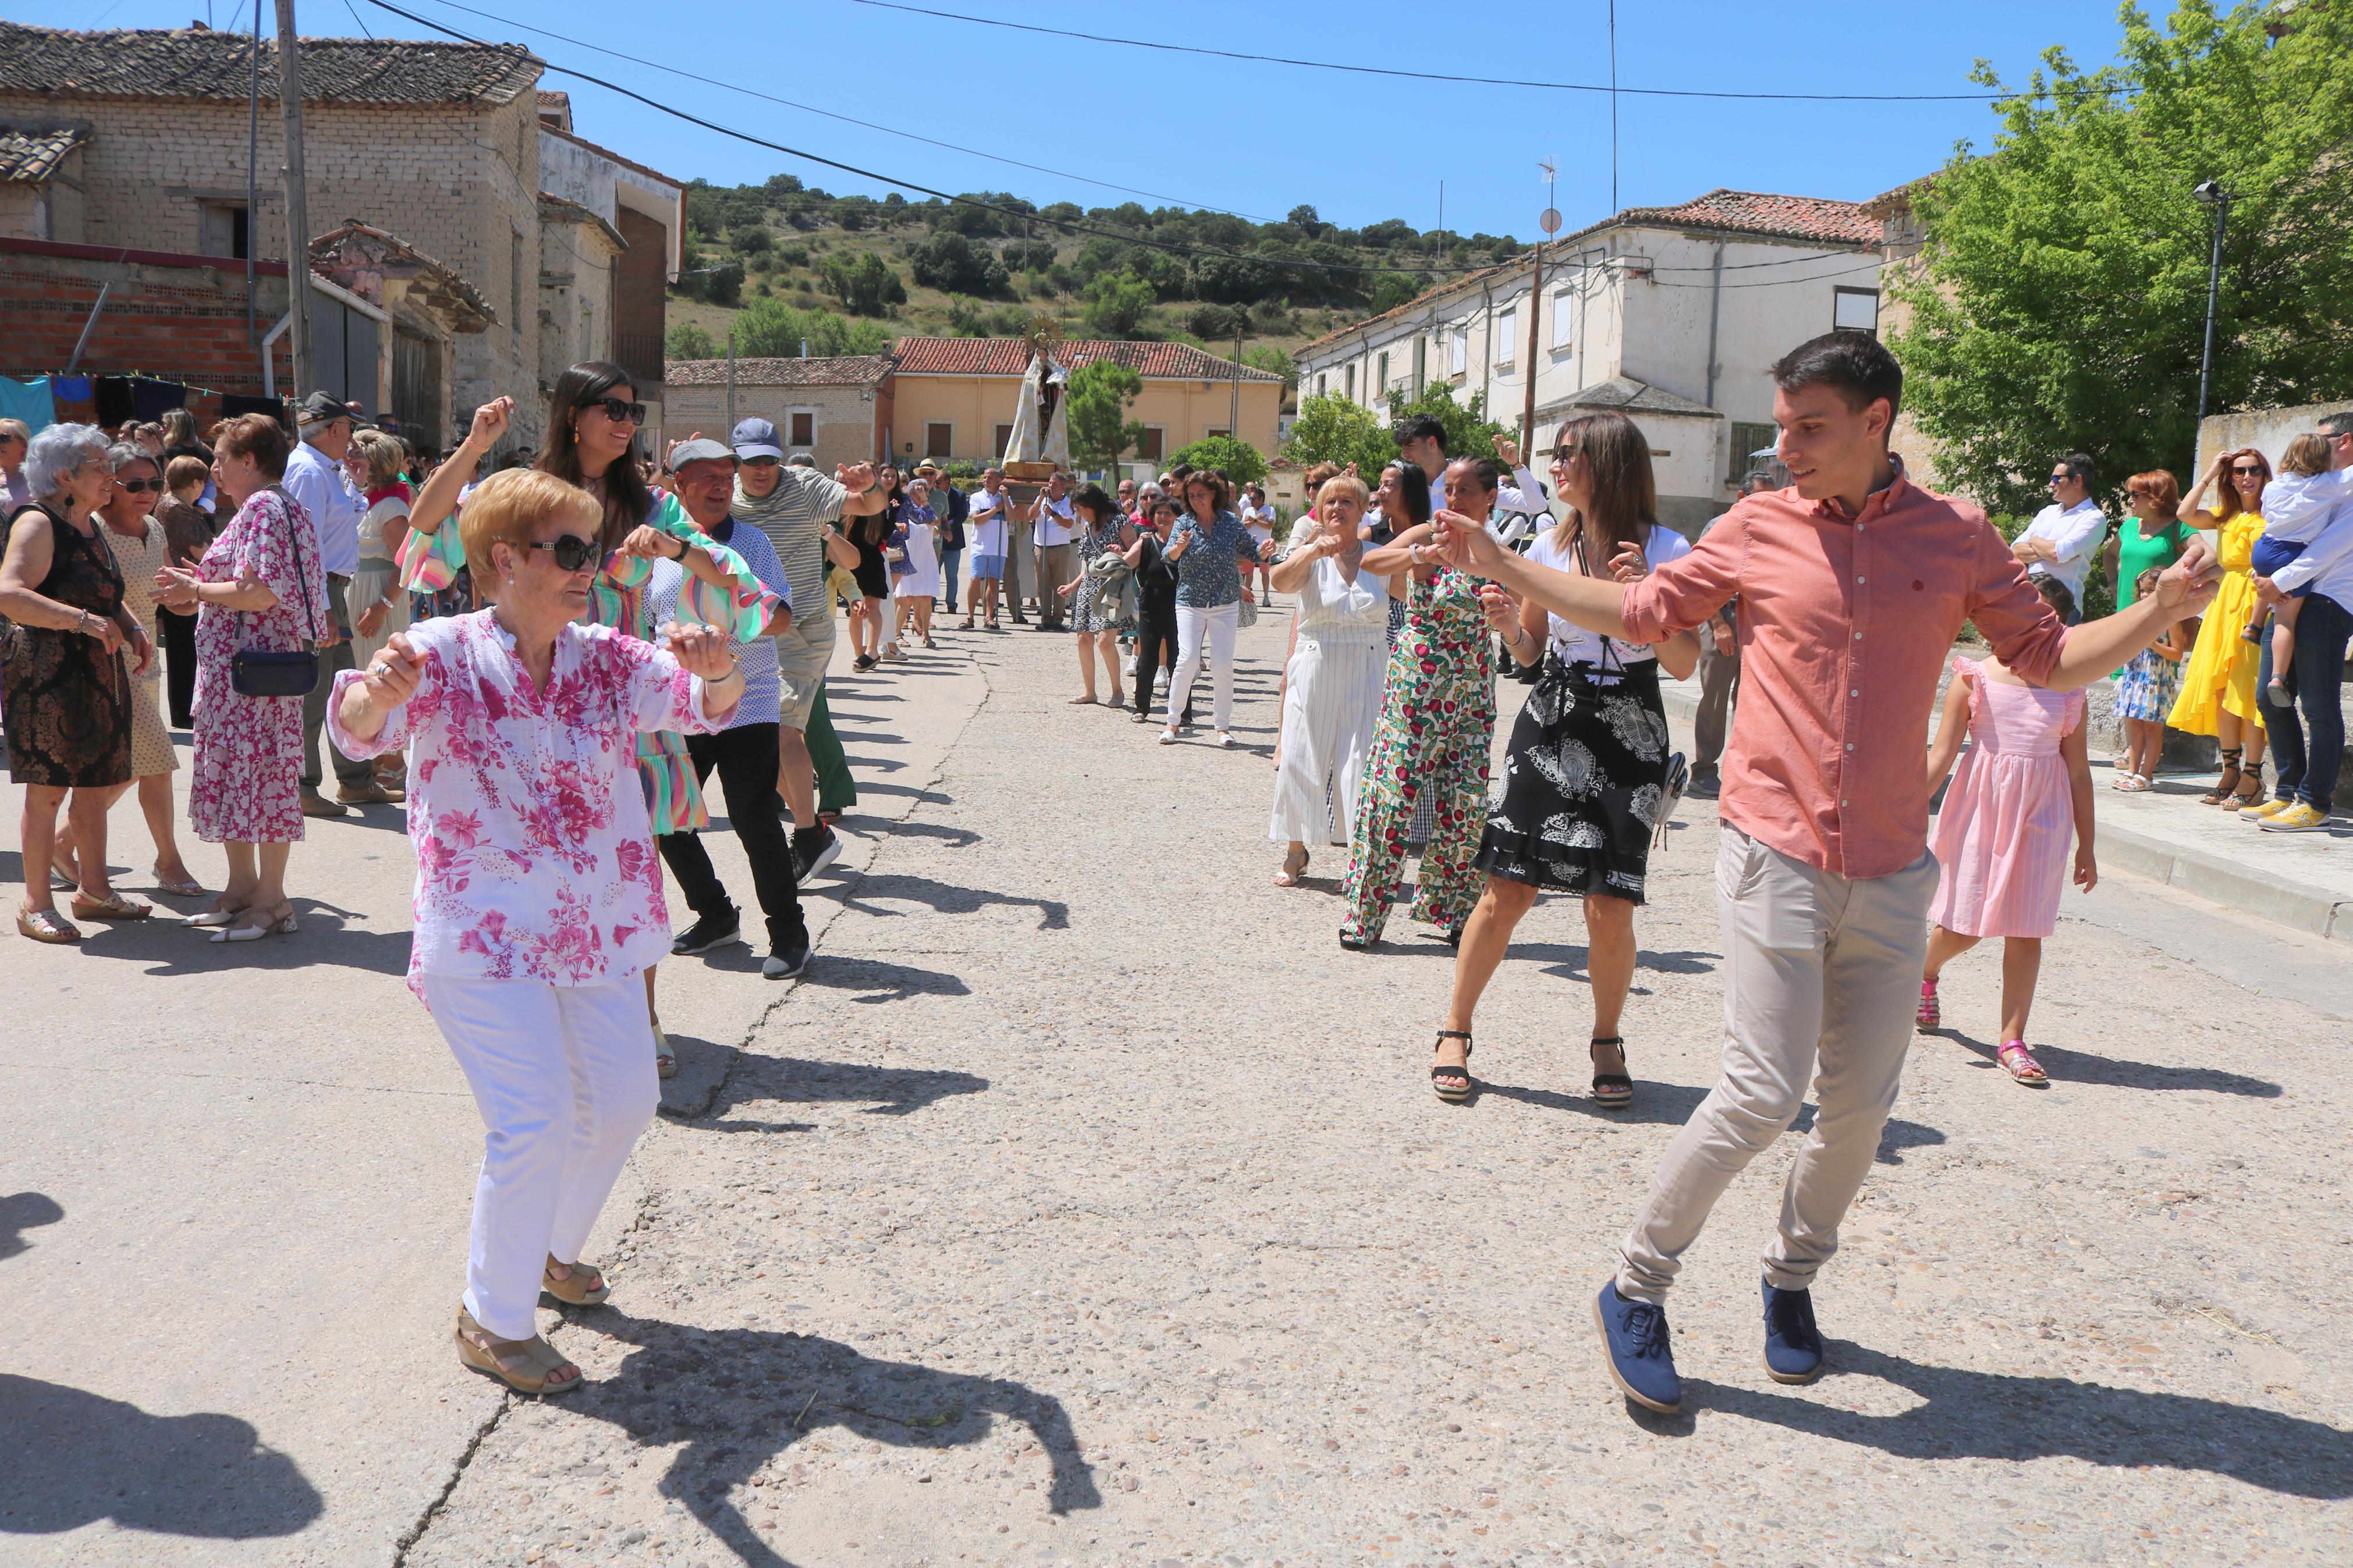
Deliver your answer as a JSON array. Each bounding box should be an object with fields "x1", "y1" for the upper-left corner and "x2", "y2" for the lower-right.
[
  {"x1": 740, "y1": 455, "x2": 782, "y2": 468},
  {"x1": 582, "y1": 397, "x2": 646, "y2": 425},
  {"x1": 116, "y1": 478, "x2": 162, "y2": 493},
  {"x1": 1552, "y1": 446, "x2": 1577, "y2": 464},
  {"x1": 527, "y1": 535, "x2": 601, "y2": 571}
]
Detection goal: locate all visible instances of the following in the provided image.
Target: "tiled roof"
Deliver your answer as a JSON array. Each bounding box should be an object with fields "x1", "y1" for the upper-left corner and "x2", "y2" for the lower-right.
[
  {"x1": 664, "y1": 355, "x2": 896, "y2": 388},
  {"x1": 0, "y1": 22, "x2": 542, "y2": 106},
  {"x1": 892, "y1": 336, "x2": 1282, "y2": 382},
  {"x1": 1294, "y1": 260, "x2": 1522, "y2": 357},
  {"x1": 537, "y1": 192, "x2": 626, "y2": 254},
  {"x1": 1608, "y1": 189, "x2": 1881, "y2": 246},
  {"x1": 1540, "y1": 375, "x2": 1719, "y2": 420},
  {"x1": 540, "y1": 125, "x2": 685, "y2": 197},
  {"x1": 310, "y1": 219, "x2": 496, "y2": 331},
  {"x1": 0, "y1": 125, "x2": 87, "y2": 183}
]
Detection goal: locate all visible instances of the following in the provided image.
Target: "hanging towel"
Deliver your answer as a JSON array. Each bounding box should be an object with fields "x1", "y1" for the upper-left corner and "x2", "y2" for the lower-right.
[
  {"x1": 130, "y1": 377, "x2": 189, "y2": 423},
  {"x1": 0, "y1": 376, "x2": 55, "y2": 438},
  {"x1": 220, "y1": 393, "x2": 287, "y2": 425},
  {"x1": 50, "y1": 376, "x2": 93, "y2": 403},
  {"x1": 93, "y1": 375, "x2": 134, "y2": 427}
]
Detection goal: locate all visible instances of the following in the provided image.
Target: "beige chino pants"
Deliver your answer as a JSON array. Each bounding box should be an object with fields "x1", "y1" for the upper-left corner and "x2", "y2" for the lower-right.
[{"x1": 1616, "y1": 823, "x2": 1937, "y2": 1305}]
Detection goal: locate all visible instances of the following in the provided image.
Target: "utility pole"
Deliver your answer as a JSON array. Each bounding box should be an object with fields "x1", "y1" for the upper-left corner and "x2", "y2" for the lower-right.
[
  {"x1": 726, "y1": 328, "x2": 737, "y2": 431},
  {"x1": 275, "y1": 0, "x2": 313, "y2": 398},
  {"x1": 245, "y1": 0, "x2": 260, "y2": 346},
  {"x1": 1230, "y1": 323, "x2": 1243, "y2": 441},
  {"x1": 1526, "y1": 161, "x2": 1561, "y2": 457},
  {"x1": 2192, "y1": 179, "x2": 2236, "y2": 429}
]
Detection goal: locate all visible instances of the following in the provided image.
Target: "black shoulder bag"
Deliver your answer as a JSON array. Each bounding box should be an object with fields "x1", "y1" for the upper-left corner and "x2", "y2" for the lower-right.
[{"x1": 230, "y1": 486, "x2": 324, "y2": 698}]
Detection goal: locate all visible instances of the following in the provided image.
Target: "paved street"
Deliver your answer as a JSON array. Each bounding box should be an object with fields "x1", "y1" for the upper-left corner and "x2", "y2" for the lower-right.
[{"x1": 3, "y1": 607, "x2": 2350, "y2": 1567}]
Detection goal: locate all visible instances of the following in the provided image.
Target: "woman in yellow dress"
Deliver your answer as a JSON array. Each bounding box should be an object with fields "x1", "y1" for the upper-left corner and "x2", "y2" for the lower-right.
[{"x1": 2167, "y1": 448, "x2": 2271, "y2": 807}]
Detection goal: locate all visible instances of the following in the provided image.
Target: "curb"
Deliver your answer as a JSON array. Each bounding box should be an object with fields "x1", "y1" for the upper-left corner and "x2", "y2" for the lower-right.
[{"x1": 1655, "y1": 682, "x2": 2353, "y2": 946}]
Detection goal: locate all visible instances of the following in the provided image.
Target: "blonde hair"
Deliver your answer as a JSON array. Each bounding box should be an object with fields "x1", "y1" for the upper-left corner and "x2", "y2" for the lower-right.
[
  {"x1": 459, "y1": 468, "x2": 602, "y2": 591},
  {"x1": 1314, "y1": 473, "x2": 1370, "y2": 511},
  {"x1": 2279, "y1": 433, "x2": 2333, "y2": 479},
  {"x1": 353, "y1": 428, "x2": 409, "y2": 490}
]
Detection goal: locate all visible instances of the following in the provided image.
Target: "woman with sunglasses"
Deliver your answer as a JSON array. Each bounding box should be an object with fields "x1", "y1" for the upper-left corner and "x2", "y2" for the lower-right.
[
  {"x1": 408, "y1": 365, "x2": 780, "y2": 1075},
  {"x1": 330, "y1": 468, "x2": 747, "y2": 1395},
  {"x1": 1431, "y1": 413, "x2": 1699, "y2": 1105},
  {"x1": 2167, "y1": 447, "x2": 2271, "y2": 807}
]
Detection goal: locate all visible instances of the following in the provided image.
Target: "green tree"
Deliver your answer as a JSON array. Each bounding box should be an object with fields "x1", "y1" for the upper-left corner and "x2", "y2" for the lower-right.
[
  {"x1": 730, "y1": 298, "x2": 893, "y2": 358},
  {"x1": 1083, "y1": 269, "x2": 1156, "y2": 337},
  {"x1": 817, "y1": 252, "x2": 907, "y2": 317},
  {"x1": 1066, "y1": 360, "x2": 1147, "y2": 471},
  {"x1": 664, "y1": 322, "x2": 717, "y2": 361},
  {"x1": 1889, "y1": 1, "x2": 2353, "y2": 517},
  {"x1": 1369, "y1": 268, "x2": 1429, "y2": 314},
  {"x1": 1385, "y1": 382, "x2": 1510, "y2": 460},
  {"x1": 1167, "y1": 434, "x2": 1268, "y2": 487},
  {"x1": 1282, "y1": 393, "x2": 1393, "y2": 475}
]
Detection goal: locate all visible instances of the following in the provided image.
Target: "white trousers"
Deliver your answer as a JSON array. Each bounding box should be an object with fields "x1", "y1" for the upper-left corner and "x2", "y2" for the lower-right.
[
  {"x1": 424, "y1": 973, "x2": 660, "y2": 1340},
  {"x1": 1268, "y1": 634, "x2": 1388, "y2": 845},
  {"x1": 1616, "y1": 826, "x2": 1937, "y2": 1304},
  {"x1": 1165, "y1": 602, "x2": 1238, "y2": 731}
]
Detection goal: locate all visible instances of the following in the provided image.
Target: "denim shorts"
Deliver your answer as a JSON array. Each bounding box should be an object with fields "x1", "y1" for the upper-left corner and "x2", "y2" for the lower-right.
[
  {"x1": 970, "y1": 553, "x2": 1006, "y2": 581},
  {"x1": 2251, "y1": 534, "x2": 2313, "y2": 598}
]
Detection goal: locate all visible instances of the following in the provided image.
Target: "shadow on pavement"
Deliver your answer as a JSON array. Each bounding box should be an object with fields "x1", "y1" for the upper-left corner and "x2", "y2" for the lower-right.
[
  {"x1": 561, "y1": 1309, "x2": 1097, "y2": 1568},
  {"x1": 829, "y1": 871, "x2": 1067, "y2": 930},
  {"x1": 700, "y1": 1053, "x2": 989, "y2": 1134},
  {"x1": 0, "y1": 1192, "x2": 64, "y2": 1261},
  {"x1": 0, "y1": 1375, "x2": 323, "y2": 1540},
  {"x1": 55, "y1": 901, "x2": 411, "y2": 978},
  {"x1": 794, "y1": 955, "x2": 972, "y2": 1004},
  {"x1": 1471, "y1": 1077, "x2": 1943, "y2": 1162},
  {"x1": 1702, "y1": 1342, "x2": 2353, "y2": 1497},
  {"x1": 1939, "y1": 1029, "x2": 2281, "y2": 1098}
]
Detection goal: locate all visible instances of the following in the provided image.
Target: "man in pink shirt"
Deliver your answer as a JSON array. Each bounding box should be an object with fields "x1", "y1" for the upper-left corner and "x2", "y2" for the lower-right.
[{"x1": 1433, "y1": 332, "x2": 2218, "y2": 1414}]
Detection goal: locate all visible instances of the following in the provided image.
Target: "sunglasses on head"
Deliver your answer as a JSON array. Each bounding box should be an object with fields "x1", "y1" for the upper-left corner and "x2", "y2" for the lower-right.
[
  {"x1": 581, "y1": 397, "x2": 645, "y2": 425},
  {"x1": 527, "y1": 534, "x2": 601, "y2": 571},
  {"x1": 116, "y1": 477, "x2": 162, "y2": 493}
]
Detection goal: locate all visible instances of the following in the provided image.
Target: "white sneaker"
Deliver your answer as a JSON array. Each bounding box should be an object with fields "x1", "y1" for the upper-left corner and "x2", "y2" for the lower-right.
[{"x1": 1157, "y1": 729, "x2": 1180, "y2": 745}]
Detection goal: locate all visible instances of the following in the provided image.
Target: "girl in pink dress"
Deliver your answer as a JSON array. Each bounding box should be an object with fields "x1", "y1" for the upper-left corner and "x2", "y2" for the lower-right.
[{"x1": 1917, "y1": 580, "x2": 2097, "y2": 1085}]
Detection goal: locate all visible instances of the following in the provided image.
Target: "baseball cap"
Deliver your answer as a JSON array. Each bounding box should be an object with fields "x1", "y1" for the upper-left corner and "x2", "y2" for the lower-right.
[
  {"x1": 669, "y1": 437, "x2": 736, "y2": 469},
  {"x1": 296, "y1": 390, "x2": 358, "y2": 430},
  {"x1": 730, "y1": 418, "x2": 783, "y2": 461}
]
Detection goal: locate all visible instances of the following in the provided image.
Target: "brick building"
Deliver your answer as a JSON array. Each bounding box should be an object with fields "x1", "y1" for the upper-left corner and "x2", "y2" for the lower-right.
[
  {"x1": 662, "y1": 357, "x2": 896, "y2": 470},
  {"x1": 0, "y1": 22, "x2": 682, "y2": 451}
]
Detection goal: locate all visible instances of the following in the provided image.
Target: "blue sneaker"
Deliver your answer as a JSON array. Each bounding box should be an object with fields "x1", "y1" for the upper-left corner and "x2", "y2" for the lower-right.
[
  {"x1": 1592, "y1": 1281, "x2": 1682, "y2": 1413},
  {"x1": 1762, "y1": 1279, "x2": 1824, "y2": 1384}
]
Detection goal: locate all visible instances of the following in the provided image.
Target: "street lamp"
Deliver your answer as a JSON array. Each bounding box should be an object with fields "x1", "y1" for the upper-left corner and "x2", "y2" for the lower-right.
[{"x1": 2192, "y1": 179, "x2": 2237, "y2": 428}]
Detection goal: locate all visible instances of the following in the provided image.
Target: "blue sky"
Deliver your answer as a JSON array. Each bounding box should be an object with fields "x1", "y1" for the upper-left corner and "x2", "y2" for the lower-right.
[{"x1": 35, "y1": 0, "x2": 2141, "y2": 236}]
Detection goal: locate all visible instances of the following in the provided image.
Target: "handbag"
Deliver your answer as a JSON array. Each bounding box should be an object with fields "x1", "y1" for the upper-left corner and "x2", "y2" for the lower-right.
[{"x1": 230, "y1": 488, "x2": 324, "y2": 698}]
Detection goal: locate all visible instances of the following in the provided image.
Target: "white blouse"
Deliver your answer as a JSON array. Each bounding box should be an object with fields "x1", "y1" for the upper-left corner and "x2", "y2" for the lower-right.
[
  {"x1": 1287, "y1": 519, "x2": 1392, "y2": 645},
  {"x1": 327, "y1": 610, "x2": 733, "y2": 998},
  {"x1": 1524, "y1": 521, "x2": 1694, "y2": 668}
]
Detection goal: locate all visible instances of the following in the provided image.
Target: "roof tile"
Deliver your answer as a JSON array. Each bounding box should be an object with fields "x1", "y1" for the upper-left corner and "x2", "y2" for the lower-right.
[
  {"x1": 0, "y1": 125, "x2": 87, "y2": 183},
  {"x1": 664, "y1": 355, "x2": 896, "y2": 388},
  {"x1": 0, "y1": 22, "x2": 541, "y2": 106}
]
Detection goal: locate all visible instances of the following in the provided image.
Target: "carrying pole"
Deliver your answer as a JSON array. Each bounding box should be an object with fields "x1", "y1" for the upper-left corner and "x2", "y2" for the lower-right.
[{"x1": 275, "y1": 0, "x2": 313, "y2": 398}]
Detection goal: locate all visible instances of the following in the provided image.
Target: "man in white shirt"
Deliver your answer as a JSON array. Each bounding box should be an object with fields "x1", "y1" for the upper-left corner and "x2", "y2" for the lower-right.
[
  {"x1": 2251, "y1": 411, "x2": 2353, "y2": 829},
  {"x1": 966, "y1": 467, "x2": 1014, "y2": 628},
  {"x1": 1026, "y1": 470, "x2": 1077, "y2": 631},
  {"x1": 1394, "y1": 415, "x2": 1548, "y2": 536},
  {"x1": 283, "y1": 391, "x2": 381, "y2": 813},
  {"x1": 2012, "y1": 453, "x2": 2108, "y2": 621}
]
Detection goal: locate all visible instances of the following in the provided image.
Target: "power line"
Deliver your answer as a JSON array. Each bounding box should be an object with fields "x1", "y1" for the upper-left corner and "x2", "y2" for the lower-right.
[
  {"x1": 366, "y1": 0, "x2": 1518, "y2": 282},
  {"x1": 848, "y1": 0, "x2": 2011, "y2": 104},
  {"x1": 393, "y1": 0, "x2": 1268, "y2": 219}
]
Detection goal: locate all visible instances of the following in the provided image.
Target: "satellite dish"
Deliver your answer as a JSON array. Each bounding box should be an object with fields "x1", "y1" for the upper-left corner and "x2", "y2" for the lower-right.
[{"x1": 1539, "y1": 208, "x2": 1563, "y2": 235}]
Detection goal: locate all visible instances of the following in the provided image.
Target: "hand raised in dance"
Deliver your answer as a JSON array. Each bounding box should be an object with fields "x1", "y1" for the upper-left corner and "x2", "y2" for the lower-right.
[
  {"x1": 619, "y1": 525, "x2": 680, "y2": 561},
  {"x1": 463, "y1": 396, "x2": 514, "y2": 454},
  {"x1": 1477, "y1": 582, "x2": 1522, "y2": 635},
  {"x1": 662, "y1": 621, "x2": 737, "y2": 682},
  {"x1": 838, "y1": 461, "x2": 877, "y2": 495},
  {"x1": 1607, "y1": 542, "x2": 1649, "y2": 583},
  {"x1": 363, "y1": 632, "x2": 427, "y2": 707},
  {"x1": 2153, "y1": 532, "x2": 2223, "y2": 616},
  {"x1": 662, "y1": 431, "x2": 707, "y2": 470},
  {"x1": 1429, "y1": 509, "x2": 1503, "y2": 574},
  {"x1": 1491, "y1": 432, "x2": 1523, "y2": 469}
]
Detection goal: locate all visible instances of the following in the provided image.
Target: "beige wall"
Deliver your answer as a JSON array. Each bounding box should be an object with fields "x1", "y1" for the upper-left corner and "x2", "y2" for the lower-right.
[
  {"x1": 0, "y1": 147, "x2": 83, "y2": 241},
  {"x1": 0, "y1": 91, "x2": 544, "y2": 439},
  {"x1": 664, "y1": 382, "x2": 880, "y2": 471},
  {"x1": 889, "y1": 372, "x2": 1280, "y2": 469},
  {"x1": 539, "y1": 216, "x2": 620, "y2": 393}
]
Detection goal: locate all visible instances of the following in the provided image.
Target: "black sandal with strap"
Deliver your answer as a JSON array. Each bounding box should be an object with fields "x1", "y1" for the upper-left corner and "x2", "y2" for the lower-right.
[
  {"x1": 1591, "y1": 1036, "x2": 1634, "y2": 1109},
  {"x1": 1431, "y1": 1029, "x2": 1474, "y2": 1103},
  {"x1": 2201, "y1": 748, "x2": 2243, "y2": 806}
]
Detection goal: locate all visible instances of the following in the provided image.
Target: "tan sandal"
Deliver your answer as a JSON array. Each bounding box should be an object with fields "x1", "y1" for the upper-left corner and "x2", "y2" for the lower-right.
[
  {"x1": 70, "y1": 891, "x2": 152, "y2": 921},
  {"x1": 17, "y1": 908, "x2": 81, "y2": 944},
  {"x1": 542, "y1": 1256, "x2": 611, "y2": 1306},
  {"x1": 453, "y1": 1307, "x2": 581, "y2": 1395}
]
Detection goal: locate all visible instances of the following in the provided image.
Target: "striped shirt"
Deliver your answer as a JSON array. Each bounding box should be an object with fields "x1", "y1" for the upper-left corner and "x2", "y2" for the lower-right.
[{"x1": 730, "y1": 467, "x2": 849, "y2": 619}]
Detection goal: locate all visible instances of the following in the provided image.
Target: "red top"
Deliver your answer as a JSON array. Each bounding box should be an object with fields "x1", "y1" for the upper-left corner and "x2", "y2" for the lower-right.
[{"x1": 1620, "y1": 463, "x2": 2070, "y2": 879}]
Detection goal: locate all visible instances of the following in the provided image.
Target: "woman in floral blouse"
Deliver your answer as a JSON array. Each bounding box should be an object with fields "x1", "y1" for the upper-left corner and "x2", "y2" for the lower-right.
[
  {"x1": 1158, "y1": 469, "x2": 1270, "y2": 748},
  {"x1": 331, "y1": 468, "x2": 745, "y2": 1395}
]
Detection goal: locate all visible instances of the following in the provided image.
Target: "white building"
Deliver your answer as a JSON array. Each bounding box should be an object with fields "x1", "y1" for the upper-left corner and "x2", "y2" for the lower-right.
[{"x1": 1294, "y1": 189, "x2": 1886, "y2": 534}]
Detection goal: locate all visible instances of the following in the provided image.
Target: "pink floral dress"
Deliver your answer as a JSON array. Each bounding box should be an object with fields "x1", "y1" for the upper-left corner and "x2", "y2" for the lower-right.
[
  {"x1": 189, "y1": 485, "x2": 333, "y2": 844},
  {"x1": 326, "y1": 609, "x2": 732, "y2": 998}
]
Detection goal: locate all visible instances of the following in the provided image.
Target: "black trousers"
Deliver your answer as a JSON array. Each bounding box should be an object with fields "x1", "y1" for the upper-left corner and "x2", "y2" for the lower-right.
[
  {"x1": 655, "y1": 722, "x2": 807, "y2": 947},
  {"x1": 1132, "y1": 603, "x2": 1186, "y2": 719},
  {"x1": 160, "y1": 607, "x2": 198, "y2": 728}
]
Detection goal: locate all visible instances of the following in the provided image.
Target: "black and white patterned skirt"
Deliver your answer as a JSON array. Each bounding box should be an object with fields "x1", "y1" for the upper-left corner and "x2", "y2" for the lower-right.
[{"x1": 1474, "y1": 654, "x2": 1671, "y2": 903}]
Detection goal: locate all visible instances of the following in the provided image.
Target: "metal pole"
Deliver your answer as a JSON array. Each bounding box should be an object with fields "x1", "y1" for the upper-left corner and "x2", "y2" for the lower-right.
[
  {"x1": 1230, "y1": 325, "x2": 1241, "y2": 440},
  {"x1": 246, "y1": 0, "x2": 260, "y2": 345},
  {"x1": 274, "y1": 0, "x2": 313, "y2": 398},
  {"x1": 1520, "y1": 243, "x2": 1543, "y2": 454},
  {"x1": 726, "y1": 328, "x2": 737, "y2": 431},
  {"x1": 2195, "y1": 197, "x2": 2229, "y2": 428}
]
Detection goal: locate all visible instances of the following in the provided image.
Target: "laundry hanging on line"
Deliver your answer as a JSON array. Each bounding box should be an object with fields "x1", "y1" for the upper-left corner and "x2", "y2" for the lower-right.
[{"x1": 0, "y1": 376, "x2": 55, "y2": 438}]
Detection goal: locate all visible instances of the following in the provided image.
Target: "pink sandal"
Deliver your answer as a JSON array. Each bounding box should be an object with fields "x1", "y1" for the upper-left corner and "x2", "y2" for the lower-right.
[
  {"x1": 1917, "y1": 978, "x2": 1940, "y2": 1030},
  {"x1": 1996, "y1": 1040, "x2": 2049, "y2": 1085}
]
